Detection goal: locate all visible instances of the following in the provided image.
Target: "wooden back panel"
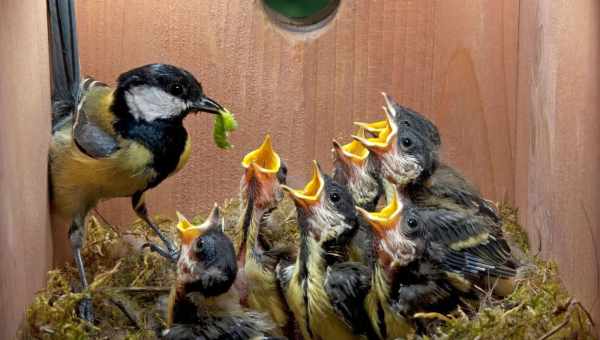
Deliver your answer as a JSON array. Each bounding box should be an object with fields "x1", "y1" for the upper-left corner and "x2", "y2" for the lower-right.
[{"x1": 75, "y1": 0, "x2": 518, "y2": 225}]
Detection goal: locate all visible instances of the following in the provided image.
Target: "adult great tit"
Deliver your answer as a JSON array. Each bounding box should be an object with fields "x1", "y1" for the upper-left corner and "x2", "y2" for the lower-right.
[{"x1": 50, "y1": 64, "x2": 227, "y2": 320}]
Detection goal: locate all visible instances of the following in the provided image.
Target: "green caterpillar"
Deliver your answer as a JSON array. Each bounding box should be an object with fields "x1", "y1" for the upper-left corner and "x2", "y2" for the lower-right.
[{"x1": 213, "y1": 108, "x2": 238, "y2": 149}]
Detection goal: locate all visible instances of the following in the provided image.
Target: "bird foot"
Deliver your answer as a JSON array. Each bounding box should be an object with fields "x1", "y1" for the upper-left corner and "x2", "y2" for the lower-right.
[
  {"x1": 142, "y1": 242, "x2": 180, "y2": 263},
  {"x1": 78, "y1": 297, "x2": 94, "y2": 322}
]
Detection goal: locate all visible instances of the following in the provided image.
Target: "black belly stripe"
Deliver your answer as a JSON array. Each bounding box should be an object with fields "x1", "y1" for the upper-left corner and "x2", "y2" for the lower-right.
[{"x1": 114, "y1": 116, "x2": 188, "y2": 189}]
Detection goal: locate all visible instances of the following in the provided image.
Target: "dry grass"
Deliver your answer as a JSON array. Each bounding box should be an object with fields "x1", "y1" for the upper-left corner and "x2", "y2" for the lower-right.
[{"x1": 20, "y1": 202, "x2": 595, "y2": 339}]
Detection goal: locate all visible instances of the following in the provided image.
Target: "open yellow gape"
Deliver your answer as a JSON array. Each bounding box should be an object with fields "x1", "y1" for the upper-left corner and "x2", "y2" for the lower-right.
[
  {"x1": 282, "y1": 160, "x2": 324, "y2": 205},
  {"x1": 356, "y1": 188, "x2": 403, "y2": 232},
  {"x1": 352, "y1": 106, "x2": 397, "y2": 151},
  {"x1": 241, "y1": 134, "x2": 281, "y2": 173}
]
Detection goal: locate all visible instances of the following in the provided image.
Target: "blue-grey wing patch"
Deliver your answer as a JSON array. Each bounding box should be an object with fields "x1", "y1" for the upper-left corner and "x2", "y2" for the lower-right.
[{"x1": 72, "y1": 106, "x2": 119, "y2": 158}]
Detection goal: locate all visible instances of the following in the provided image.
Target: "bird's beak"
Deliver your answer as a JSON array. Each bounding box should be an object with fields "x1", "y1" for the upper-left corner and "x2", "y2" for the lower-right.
[
  {"x1": 192, "y1": 95, "x2": 224, "y2": 114},
  {"x1": 176, "y1": 204, "x2": 223, "y2": 246},
  {"x1": 353, "y1": 119, "x2": 388, "y2": 134},
  {"x1": 241, "y1": 135, "x2": 282, "y2": 205},
  {"x1": 355, "y1": 188, "x2": 404, "y2": 238},
  {"x1": 242, "y1": 134, "x2": 281, "y2": 175},
  {"x1": 282, "y1": 160, "x2": 324, "y2": 208},
  {"x1": 176, "y1": 211, "x2": 203, "y2": 246},
  {"x1": 332, "y1": 133, "x2": 369, "y2": 167},
  {"x1": 352, "y1": 108, "x2": 398, "y2": 153},
  {"x1": 382, "y1": 92, "x2": 399, "y2": 118}
]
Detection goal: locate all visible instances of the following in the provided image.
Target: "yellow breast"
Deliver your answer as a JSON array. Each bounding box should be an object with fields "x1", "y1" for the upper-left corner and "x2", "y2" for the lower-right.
[
  {"x1": 284, "y1": 240, "x2": 361, "y2": 340},
  {"x1": 245, "y1": 256, "x2": 289, "y2": 332},
  {"x1": 50, "y1": 124, "x2": 155, "y2": 217},
  {"x1": 365, "y1": 266, "x2": 414, "y2": 339}
]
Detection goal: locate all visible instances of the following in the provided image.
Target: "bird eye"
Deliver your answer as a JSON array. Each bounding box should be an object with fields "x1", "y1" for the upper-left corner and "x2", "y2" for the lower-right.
[
  {"x1": 329, "y1": 192, "x2": 341, "y2": 203},
  {"x1": 401, "y1": 120, "x2": 411, "y2": 127},
  {"x1": 407, "y1": 218, "x2": 418, "y2": 229},
  {"x1": 169, "y1": 83, "x2": 184, "y2": 96},
  {"x1": 193, "y1": 238, "x2": 204, "y2": 253},
  {"x1": 401, "y1": 137, "x2": 413, "y2": 148}
]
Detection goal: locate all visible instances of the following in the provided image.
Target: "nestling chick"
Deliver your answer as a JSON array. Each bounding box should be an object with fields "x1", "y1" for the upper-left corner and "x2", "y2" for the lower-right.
[
  {"x1": 353, "y1": 94, "x2": 500, "y2": 221},
  {"x1": 277, "y1": 161, "x2": 371, "y2": 340},
  {"x1": 332, "y1": 129, "x2": 384, "y2": 266},
  {"x1": 357, "y1": 187, "x2": 517, "y2": 318},
  {"x1": 235, "y1": 135, "x2": 296, "y2": 337},
  {"x1": 332, "y1": 129, "x2": 383, "y2": 212},
  {"x1": 163, "y1": 206, "x2": 280, "y2": 340}
]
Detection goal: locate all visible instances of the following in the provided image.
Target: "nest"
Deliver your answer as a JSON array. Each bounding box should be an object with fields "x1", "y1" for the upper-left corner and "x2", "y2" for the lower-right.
[{"x1": 20, "y1": 202, "x2": 594, "y2": 339}]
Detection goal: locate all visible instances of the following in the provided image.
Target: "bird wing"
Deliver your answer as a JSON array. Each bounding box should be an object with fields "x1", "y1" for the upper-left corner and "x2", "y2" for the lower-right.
[
  {"x1": 324, "y1": 262, "x2": 376, "y2": 337},
  {"x1": 422, "y1": 209, "x2": 517, "y2": 280},
  {"x1": 426, "y1": 165, "x2": 501, "y2": 221},
  {"x1": 390, "y1": 259, "x2": 467, "y2": 316},
  {"x1": 72, "y1": 79, "x2": 120, "y2": 158}
]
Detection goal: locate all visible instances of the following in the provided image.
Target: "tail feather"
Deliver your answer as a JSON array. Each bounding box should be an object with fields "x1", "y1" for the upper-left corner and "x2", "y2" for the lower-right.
[{"x1": 48, "y1": 0, "x2": 80, "y2": 128}]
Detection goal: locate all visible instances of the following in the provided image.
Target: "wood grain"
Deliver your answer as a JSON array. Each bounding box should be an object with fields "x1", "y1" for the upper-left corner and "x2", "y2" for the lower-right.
[
  {"x1": 74, "y1": 0, "x2": 519, "y2": 229},
  {"x1": 0, "y1": 1, "x2": 52, "y2": 338},
  {"x1": 0, "y1": 0, "x2": 593, "y2": 335},
  {"x1": 516, "y1": 0, "x2": 600, "y2": 330}
]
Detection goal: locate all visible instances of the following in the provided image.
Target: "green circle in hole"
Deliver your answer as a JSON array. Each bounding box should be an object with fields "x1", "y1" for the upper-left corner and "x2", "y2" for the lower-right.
[{"x1": 262, "y1": 0, "x2": 339, "y2": 29}]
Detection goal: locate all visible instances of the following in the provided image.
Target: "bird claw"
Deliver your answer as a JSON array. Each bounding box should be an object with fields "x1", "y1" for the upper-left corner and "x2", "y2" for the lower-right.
[
  {"x1": 142, "y1": 242, "x2": 180, "y2": 263},
  {"x1": 78, "y1": 297, "x2": 94, "y2": 322}
]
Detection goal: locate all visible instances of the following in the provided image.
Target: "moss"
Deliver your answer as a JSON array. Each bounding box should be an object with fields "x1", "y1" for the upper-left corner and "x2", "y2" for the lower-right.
[
  {"x1": 429, "y1": 205, "x2": 595, "y2": 339},
  {"x1": 21, "y1": 203, "x2": 594, "y2": 339}
]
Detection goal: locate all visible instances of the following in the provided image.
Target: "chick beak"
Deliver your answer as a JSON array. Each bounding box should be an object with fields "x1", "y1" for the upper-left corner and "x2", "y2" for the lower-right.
[
  {"x1": 353, "y1": 119, "x2": 388, "y2": 134},
  {"x1": 242, "y1": 135, "x2": 282, "y2": 206},
  {"x1": 355, "y1": 188, "x2": 404, "y2": 239},
  {"x1": 352, "y1": 110, "x2": 398, "y2": 154},
  {"x1": 281, "y1": 160, "x2": 324, "y2": 210},
  {"x1": 176, "y1": 211, "x2": 202, "y2": 247},
  {"x1": 192, "y1": 95, "x2": 224, "y2": 114},
  {"x1": 176, "y1": 204, "x2": 223, "y2": 247},
  {"x1": 381, "y1": 92, "x2": 398, "y2": 118},
  {"x1": 332, "y1": 139, "x2": 365, "y2": 167}
]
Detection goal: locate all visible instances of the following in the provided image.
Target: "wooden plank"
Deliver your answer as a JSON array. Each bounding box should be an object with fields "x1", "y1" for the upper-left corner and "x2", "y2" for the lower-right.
[
  {"x1": 516, "y1": 0, "x2": 600, "y2": 329},
  {"x1": 73, "y1": 0, "x2": 519, "y2": 234},
  {"x1": 0, "y1": 1, "x2": 52, "y2": 338}
]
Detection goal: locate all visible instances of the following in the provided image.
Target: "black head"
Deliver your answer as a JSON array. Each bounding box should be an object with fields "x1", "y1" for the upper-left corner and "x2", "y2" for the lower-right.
[
  {"x1": 383, "y1": 93, "x2": 441, "y2": 148},
  {"x1": 113, "y1": 63, "x2": 224, "y2": 122},
  {"x1": 176, "y1": 207, "x2": 237, "y2": 297}
]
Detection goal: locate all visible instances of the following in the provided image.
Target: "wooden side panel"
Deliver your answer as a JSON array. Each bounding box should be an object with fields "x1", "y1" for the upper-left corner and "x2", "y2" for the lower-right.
[
  {"x1": 516, "y1": 0, "x2": 600, "y2": 328},
  {"x1": 0, "y1": 1, "x2": 53, "y2": 338},
  {"x1": 74, "y1": 0, "x2": 519, "y2": 228}
]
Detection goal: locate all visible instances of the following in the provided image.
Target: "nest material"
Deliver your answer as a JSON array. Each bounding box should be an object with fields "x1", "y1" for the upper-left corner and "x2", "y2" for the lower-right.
[{"x1": 20, "y1": 202, "x2": 595, "y2": 339}]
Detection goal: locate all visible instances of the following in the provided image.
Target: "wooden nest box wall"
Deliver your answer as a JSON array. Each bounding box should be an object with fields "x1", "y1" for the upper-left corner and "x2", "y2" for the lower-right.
[{"x1": 0, "y1": 1, "x2": 598, "y2": 338}]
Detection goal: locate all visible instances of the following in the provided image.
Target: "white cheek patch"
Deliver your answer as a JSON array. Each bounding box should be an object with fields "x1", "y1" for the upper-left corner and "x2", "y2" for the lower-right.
[{"x1": 125, "y1": 85, "x2": 188, "y2": 122}]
